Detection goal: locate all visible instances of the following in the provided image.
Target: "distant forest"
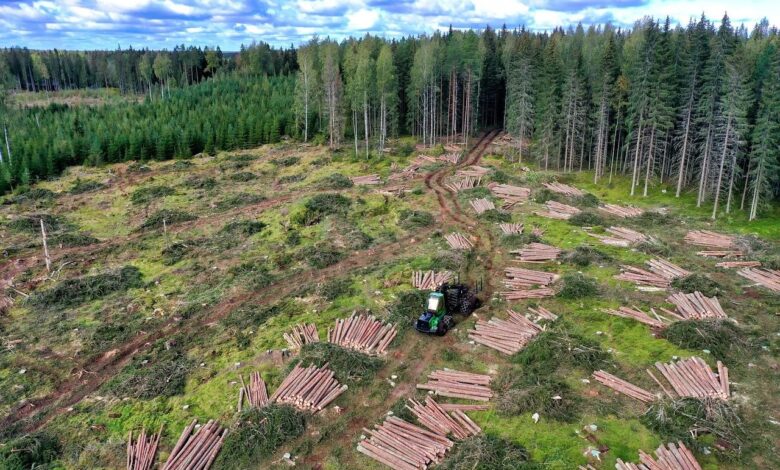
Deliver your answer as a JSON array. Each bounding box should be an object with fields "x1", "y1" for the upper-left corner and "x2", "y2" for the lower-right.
[{"x1": 1, "y1": 14, "x2": 779, "y2": 219}]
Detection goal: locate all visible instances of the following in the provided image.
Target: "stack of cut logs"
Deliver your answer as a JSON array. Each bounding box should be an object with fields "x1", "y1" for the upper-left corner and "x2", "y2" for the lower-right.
[
  {"x1": 439, "y1": 153, "x2": 460, "y2": 164},
  {"x1": 488, "y1": 183, "x2": 531, "y2": 207},
  {"x1": 616, "y1": 258, "x2": 690, "y2": 288},
  {"x1": 502, "y1": 266, "x2": 558, "y2": 300},
  {"x1": 161, "y1": 420, "x2": 226, "y2": 470},
  {"x1": 470, "y1": 198, "x2": 495, "y2": 214},
  {"x1": 590, "y1": 226, "x2": 647, "y2": 247},
  {"x1": 271, "y1": 363, "x2": 347, "y2": 412},
  {"x1": 417, "y1": 369, "x2": 493, "y2": 401},
  {"x1": 529, "y1": 306, "x2": 558, "y2": 321},
  {"x1": 603, "y1": 306, "x2": 667, "y2": 329},
  {"x1": 283, "y1": 323, "x2": 319, "y2": 350},
  {"x1": 499, "y1": 223, "x2": 523, "y2": 235},
  {"x1": 388, "y1": 155, "x2": 436, "y2": 181},
  {"x1": 592, "y1": 370, "x2": 655, "y2": 403},
  {"x1": 684, "y1": 230, "x2": 736, "y2": 249},
  {"x1": 666, "y1": 291, "x2": 727, "y2": 319},
  {"x1": 456, "y1": 165, "x2": 491, "y2": 178},
  {"x1": 407, "y1": 397, "x2": 481, "y2": 440},
  {"x1": 535, "y1": 200, "x2": 581, "y2": 220},
  {"x1": 697, "y1": 250, "x2": 744, "y2": 258},
  {"x1": 511, "y1": 242, "x2": 561, "y2": 262},
  {"x1": 737, "y1": 267, "x2": 780, "y2": 292},
  {"x1": 468, "y1": 309, "x2": 543, "y2": 355},
  {"x1": 327, "y1": 313, "x2": 397, "y2": 355},
  {"x1": 357, "y1": 416, "x2": 454, "y2": 470},
  {"x1": 445, "y1": 232, "x2": 474, "y2": 250},
  {"x1": 647, "y1": 258, "x2": 691, "y2": 279},
  {"x1": 542, "y1": 182, "x2": 585, "y2": 197},
  {"x1": 717, "y1": 260, "x2": 761, "y2": 269},
  {"x1": 654, "y1": 357, "x2": 730, "y2": 400},
  {"x1": 532, "y1": 226, "x2": 545, "y2": 237},
  {"x1": 238, "y1": 372, "x2": 269, "y2": 411},
  {"x1": 351, "y1": 174, "x2": 381, "y2": 185},
  {"x1": 412, "y1": 270, "x2": 453, "y2": 290},
  {"x1": 127, "y1": 425, "x2": 163, "y2": 470},
  {"x1": 446, "y1": 176, "x2": 479, "y2": 192},
  {"x1": 598, "y1": 204, "x2": 644, "y2": 218},
  {"x1": 616, "y1": 442, "x2": 703, "y2": 470}
]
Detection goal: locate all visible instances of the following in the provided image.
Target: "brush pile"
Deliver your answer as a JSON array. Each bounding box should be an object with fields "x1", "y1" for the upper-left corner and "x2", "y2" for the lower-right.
[
  {"x1": 162, "y1": 420, "x2": 227, "y2": 470},
  {"x1": 592, "y1": 370, "x2": 656, "y2": 403},
  {"x1": 498, "y1": 222, "x2": 524, "y2": 235},
  {"x1": 468, "y1": 309, "x2": 543, "y2": 355},
  {"x1": 407, "y1": 397, "x2": 481, "y2": 439},
  {"x1": 542, "y1": 182, "x2": 585, "y2": 197},
  {"x1": 598, "y1": 203, "x2": 644, "y2": 218},
  {"x1": 488, "y1": 183, "x2": 531, "y2": 207},
  {"x1": 327, "y1": 313, "x2": 397, "y2": 355},
  {"x1": 590, "y1": 226, "x2": 647, "y2": 247},
  {"x1": 351, "y1": 174, "x2": 381, "y2": 185},
  {"x1": 511, "y1": 242, "x2": 561, "y2": 262},
  {"x1": 616, "y1": 442, "x2": 702, "y2": 470},
  {"x1": 412, "y1": 270, "x2": 453, "y2": 290},
  {"x1": 654, "y1": 357, "x2": 730, "y2": 400},
  {"x1": 684, "y1": 230, "x2": 736, "y2": 249},
  {"x1": 271, "y1": 363, "x2": 348, "y2": 412},
  {"x1": 737, "y1": 267, "x2": 780, "y2": 292},
  {"x1": 446, "y1": 176, "x2": 479, "y2": 192},
  {"x1": 417, "y1": 369, "x2": 493, "y2": 401},
  {"x1": 603, "y1": 306, "x2": 667, "y2": 329},
  {"x1": 666, "y1": 292, "x2": 727, "y2": 319},
  {"x1": 470, "y1": 198, "x2": 495, "y2": 214},
  {"x1": 357, "y1": 416, "x2": 454, "y2": 470},
  {"x1": 716, "y1": 260, "x2": 761, "y2": 269},
  {"x1": 127, "y1": 426, "x2": 163, "y2": 470},
  {"x1": 535, "y1": 200, "x2": 581, "y2": 220},
  {"x1": 283, "y1": 323, "x2": 320, "y2": 350},
  {"x1": 439, "y1": 153, "x2": 460, "y2": 164},
  {"x1": 237, "y1": 372, "x2": 269, "y2": 411},
  {"x1": 445, "y1": 232, "x2": 474, "y2": 250}
]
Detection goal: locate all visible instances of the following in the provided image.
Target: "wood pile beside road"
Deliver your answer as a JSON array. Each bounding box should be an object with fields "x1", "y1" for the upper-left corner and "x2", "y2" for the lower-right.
[
  {"x1": 327, "y1": 313, "x2": 397, "y2": 355},
  {"x1": 603, "y1": 306, "x2": 667, "y2": 329},
  {"x1": 271, "y1": 363, "x2": 348, "y2": 412},
  {"x1": 127, "y1": 425, "x2": 163, "y2": 470},
  {"x1": 406, "y1": 397, "x2": 481, "y2": 439},
  {"x1": 468, "y1": 309, "x2": 543, "y2": 355},
  {"x1": 535, "y1": 200, "x2": 581, "y2": 220},
  {"x1": 357, "y1": 416, "x2": 454, "y2": 470},
  {"x1": 283, "y1": 323, "x2": 319, "y2": 350},
  {"x1": 498, "y1": 222, "x2": 523, "y2": 235},
  {"x1": 161, "y1": 420, "x2": 226, "y2": 470},
  {"x1": 684, "y1": 230, "x2": 736, "y2": 249},
  {"x1": 445, "y1": 232, "x2": 474, "y2": 250},
  {"x1": 616, "y1": 442, "x2": 703, "y2": 470},
  {"x1": 351, "y1": 174, "x2": 381, "y2": 185},
  {"x1": 446, "y1": 176, "x2": 479, "y2": 192},
  {"x1": 412, "y1": 270, "x2": 453, "y2": 290},
  {"x1": 470, "y1": 197, "x2": 495, "y2": 214},
  {"x1": 488, "y1": 183, "x2": 531, "y2": 207},
  {"x1": 592, "y1": 370, "x2": 656, "y2": 403},
  {"x1": 598, "y1": 204, "x2": 644, "y2": 218},
  {"x1": 238, "y1": 372, "x2": 269, "y2": 411},
  {"x1": 666, "y1": 291, "x2": 727, "y2": 319},
  {"x1": 417, "y1": 369, "x2": 493, "y2": 401},
  {"x1": 542, "y1": 182, "x2": 585, "y2": 197},
  {"x1": 511, "y1": 242, "x2": 561, "y2": 262},
  {"x1": 717, "y1": 260, "x2": 761, "y2": 269},
  {"x1": 737, "y1": 267, "x2": 780, "y2": 292},
  {"x1": 653, "y1": 357, "x2": 730, "y2": 400},
  {"x1": 646, "y1": 258, "x2": 690, "y2": 280}
]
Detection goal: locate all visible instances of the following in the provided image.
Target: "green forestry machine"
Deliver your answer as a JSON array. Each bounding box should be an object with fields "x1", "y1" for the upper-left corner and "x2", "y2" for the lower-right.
[{"x1": 415, "y1": 282, "x2": 480, "y2": 336}]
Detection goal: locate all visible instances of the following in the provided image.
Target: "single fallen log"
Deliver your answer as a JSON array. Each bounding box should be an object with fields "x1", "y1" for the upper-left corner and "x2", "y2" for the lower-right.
[
  {"x1": 666, "y1": 291, "x2": 728, "y2": 320},
  {"x1": 511, "y1": 242, "x2": 560, "y2": 262},
  {"x1": 535, "y1": 200, "x2": 581, "y2": 220},
  {"x1": 412, "y1": 270, "x2": 454, "y2": 290},
  {"x1": 684, "y1": 230, "x2": 736, "y2": 249},
  {"x1": 445, "y1": 232, "x2": 474, "y2": 250},
  {"x1": 127, "y1": 425, "x2": 163, "y2": 470},
  {"x1": 542, "y1": 182, "x2": 585, "y2": 197},
  {"x1": 161, "y1": 420, "x2": 227, "y2": 470},
  {"x1": 238, "y1": 372, "x2": 269, "y2": 411},
  {"x1": 716, "y1": 260, "x2": 761, "y2": 269},
  {"x1": 592, "y1": 370, "x2": 656, "y2": 403},
  {"x1": 283, "y1": 323, "x2": 319, "y2": 350},
  {"x1": 417, "y1": 369, "x2": 493, "y2": 401},
  {"x1": 696, "y1": 250, "x2": 744, "y2": 258},
  {"x1": 328, "y1": 313, "x2": 397, "y2": 356},
  {"x1": 603, "y1": 306, "x2": 668, "y2": 329},
  {"x1": 737, "y1": 267, "x2": 780, "y2": 292}
]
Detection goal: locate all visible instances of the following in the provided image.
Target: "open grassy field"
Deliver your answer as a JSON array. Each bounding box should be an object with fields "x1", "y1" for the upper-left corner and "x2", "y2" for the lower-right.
[{"x1": 0, "y1": 133, "x2": 778, "y2": 469}]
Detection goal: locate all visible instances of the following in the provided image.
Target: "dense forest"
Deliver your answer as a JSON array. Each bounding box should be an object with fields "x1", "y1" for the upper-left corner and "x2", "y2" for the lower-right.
[{"x1": 1, "y1": 14, "x2": 779, "y2": 219}]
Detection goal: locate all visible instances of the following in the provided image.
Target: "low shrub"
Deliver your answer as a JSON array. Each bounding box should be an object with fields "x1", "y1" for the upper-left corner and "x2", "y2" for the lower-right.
[
  {"x1": 299, "y1": 243, "x2": 344, "y2": 269},
  {"x1": 222, "y1": 302, "x2": 292, "y2": 331},
  {"x1": 292, "y1": 194, "x2": 351, "y2": 226},
  {"x1": 87, "y1": 322, "x2": 132, "y2": 353},
  {"x1": 278, "y1": 173, "x2": 306, "y2": 184},
  {"x1": 220, "y1": 220, "x2": 267, "y2": 236},
  {"x1": 8, "y1": 214, "x2": 66, "y2": 234},
  {"x1": 11, "y1": 188, "x2": 55, "y2": 204},
  {"x1": 568, "y1": 210, "x2": 605, "y2": 227},
  {"x1": 661, "y1": 320, "x2": 758, "y2": 362},
  {"x1": 139, "y1": 209, "x2": 196, "y2": 230},
  {"x1": 295, "y1": 342, "x2": 384, "y2": 385},
  {"x1": 285, "y1": 230, "x2": 301, "y2": 246},
  {"x1": 397, "y1": 142, "x2": 415, "y2": 157},
  {"x1": 671, "y1": 274, "x2": 721, "y2": 297},
  {"x1": 183, "y1": 176, "x2": 217, "y2": 190},
  {"x1": 28, "y1": 265, "x2": 142, "y2": 309},
  {"x1": 273, "y1": 156, "x2": 300, "y2": 167},
  {"x1": 216, "y1": 192, "x2": 266, "y2": 209},
  {"x1": 496, "y1": 377, "x2": 580, "y2": 422},
  {"x1": 228, "y1": 262, "x2": 275, "y2": 288},
  {"x1": 388, "y1": 290, "x2": 428, "y2": 330},
  {"x1": 130, "y1": 185, "x2": 175, "y2": 205},
  {"x1": 513, "y1": 329, "x2": 609, "y2": 375},
  {"x1": 229, "y1": 171, "x2": 257, "y2": 182},
  {"x1": 533, "y1": 188, "x2": 561, "y2": 204},
  {"x1": 491, "y1": 169, "x2": 510, "y2": 184},
  {"x1": 389, "y1": 397, "x2": 417, "y2": 422},
  {"x1": 69, "y1": 178, "x2": 106, "y2": 194},
  {"x1": 0, "y1": 432, "x2": 62, "y2": 470},
  {"x1": 168, "y1": 160, "x2": 193, "y2": 170},
  {"x1": 318, "y1": 173, "x2": 353, "y2": 189},
  {"x1": 438, "y1": 435, "x2": 536, "y2": 470},
  {"x1": 51, "y1": 232, "x2": 100, "y2": 247},
  {"x1": 161, "y1": 242, "x2": 194, "y2": 265},
  {"x1": 478, "y1": 209, "x2": 511, "y2": 223},
  {"x1": 557, "y1": 273, "x2": 599, "y2": 299},
  {"x1": 500, "y1": 232, "x2": 541, "y2": 248},
  {"x1": 317, "y1": 277, "x2": 355, "y2": 301},
  {"x1": 399, "y1": 209, "x2": 434, "y2": 229},
  {"x1": 127, "y1": 162, "x2": 151, "y2": 173},
  {"x1": 632, "y1": 211, "x2": 673, "y2": 227},
  {"x1": 577, "y1": 193, "x2": 600, "y2": 207},
  {"x1": 564, "y1": 246, "x2": 612, "y2": 267},
  {"x1": 636, "y1": 240, "x2": 673, "y2": 257},
  {"x1": 104, "y1": 336, "x2": 192, "y2": 399}
]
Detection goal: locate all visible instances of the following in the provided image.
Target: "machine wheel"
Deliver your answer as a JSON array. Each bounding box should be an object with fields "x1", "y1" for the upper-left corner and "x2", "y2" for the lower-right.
[
  {"x1": 445, "y1": 288, "x2": 460, "y2": 313},
  {"x1": 438, "y1": 315, "x2": 454, "y2": 335},
  {"x1": 459, "y1": 290, "x2": 476, "y2": 314}
]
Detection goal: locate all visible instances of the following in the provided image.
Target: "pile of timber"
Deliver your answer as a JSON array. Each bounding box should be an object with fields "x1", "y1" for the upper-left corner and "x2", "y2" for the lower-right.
[
  {"x1": 531, "y1": 226, "x2": 545, "y2": 237},
  {"x1": 653, "y1": 357, "x2": 730, "y2": 400},
  {"x1": 542, "y1": 182, "x2": 585, "y2": 197},
  {"x1": 417, "y1": 369, "x2": 493, "y2": 401},
  {"x1": 271, "y1": 363, "x2": 348, "y2": 412},
  {"x1": 468, "y1": 309, "x2": 543, "y2": 355},
  {"x1": 696, "y1": 250, "x2": 744, "y2": 258},
  {"x1": 445, "y1": 232, "x2": 474, "y2": 250},
  {"x1": 327, "y1": 313, "x2": 397, "y2": 355},
  {"x1": 646, "y1": 258, "x2": 690, "y2": 280},
  {"x1": 351, "y1": 174, "x2": 381, "y2": 185},
  {"x1": 446, "y1": 176, "x2": 479, "y2": 192},
  {"x1": 717, "y1": 260, "x2": 761, "y2": 269},
  {"x1": 388, "y1": 155, "x2": 437, "y2": 181},
  {"x1": 127, "y1": 425, "x2": 163, "y2": 470},
  {"x1": 684, "y1": 230, "x2": 736, "y2": 249},
  {"x1": 592, "y1": 370, "x2": 656, "y2": 403},
  {"x1": 616, "y1": 442, "x2": 702, "y2": 470},
  {"x1": 666, "y1": 291, "x2": 727, "y2": 319},
  {"x1": 357, "y1": 416, "x2": 454, "y2": 470},
  {"x1": 470, "y1": 198, "x2": 495, "y2": 214},
  {"x1": 412, "y1": 270, "x2": 453, "y2": 290},
  {"x1": 499, "y1": 222, "x2": 523, "y2": 235},
  {"x1": 535, "y1": 200, "x2": 581, "y2": 220},
  {"x1": 504, "y1": 267, "x2": 558, "y2": 288},
  {"x1": 603, "y1": 306, "x2": 667, "y2": 329},
  {"x1": 501, "y1": 288, "x2": 555, "y2": 300},
  {"x1": 599, "y1": 204, "x2": 644, "y2": 218},
  {"x1": 456, "y1": 165, "x2": 491, "y2": 178},
  {"x1": 237, "y1": 372, "x2": 269, "y2": 411},
  {"x1": 377, "y1": 184, "x2": 410, "y2": 197},
  {"x1": 737, "y1": 267, "x2": 780, "y2": 292},
  {"x1": 438, "y1": 403, "x2": 490, "y2": 412},
  {"x1": 161, "y1": 420, "x2": 226, "y2": 470},
  {"x1": 511, "y1": 242, "x2": 561, "y2": 262},
  {"x1": 616, "y1": 265, "x2": 671, "y2": 288},
  {"x1": 529, "y1": 306, "x2": 558, "y2": 321},
  {"x1": 283, "y1": 323, "x2": 319, "y2": 350},
  {"x1": 488, "y1": 183, "x2": 531, "y2": 207},
  {"x1": 406, "y1": 397, "x2": 481, "y2": 440},
  {"x1": 591, "y1": 226, "x2": 647, "y2": 247},
  {"x1": 439, "y1": 153, "x2": 460, "y2": 164}
]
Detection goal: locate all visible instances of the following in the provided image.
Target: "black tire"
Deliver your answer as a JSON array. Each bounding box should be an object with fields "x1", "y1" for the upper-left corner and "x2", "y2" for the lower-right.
[
  {"x1": 459, "y1": 290, "x2": 476, "y2": 314},
  {"x1": 438, "y1": 315, "x2": 454, "y2": 335},
  {"x1": 445, "y1": 288, "x2": 460, "y2": 313}
]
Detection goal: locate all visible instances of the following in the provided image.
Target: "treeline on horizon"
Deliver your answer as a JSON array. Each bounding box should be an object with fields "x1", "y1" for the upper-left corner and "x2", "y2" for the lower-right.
[{"x1": 1, "y1": 14, "x2": 779, "y2": 220}]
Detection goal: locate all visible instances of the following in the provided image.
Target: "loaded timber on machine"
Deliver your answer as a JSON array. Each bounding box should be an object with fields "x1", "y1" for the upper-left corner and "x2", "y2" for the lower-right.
[{"x1": 412, "y1": 270, "x2": 454, "y2": 290}]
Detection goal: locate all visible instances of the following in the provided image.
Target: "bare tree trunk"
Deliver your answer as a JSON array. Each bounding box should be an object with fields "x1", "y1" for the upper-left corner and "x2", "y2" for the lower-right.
[
  {"x1": 643, "y1": 124, "x2": 656, "y2": 197},
  {"x1": 675, "y1": 90, "x2": 695, "y2": 197},
  {"x1": 3, "y1": 126, "x2": 11, "y2": 165},
  {"x1": 40, "y1": 219, "x2": 51, "y2": 273},
  {"x1": 740, "y1": 159, "x2": 751, "y2": 211},
  {"x1": 697, "y1": 125, "x2": 713, "y2": 207},
  {"x1": 711, "y1": 116, "x2": 732, "y2": 219},
  {"x1": 630, "y1": 111, "x2": 644, "y2": 196},
  {"x1": 749, "y1": 161, "x2": 762, "y2": 221},
  {"x1": 363, "y1": 91, "x2": 369, "y2": 158}
]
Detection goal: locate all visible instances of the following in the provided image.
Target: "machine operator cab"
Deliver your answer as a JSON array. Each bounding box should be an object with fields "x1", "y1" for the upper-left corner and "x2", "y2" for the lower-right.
[{"x1": 414, "y1": 283, "x2": 477, "y2": 336}]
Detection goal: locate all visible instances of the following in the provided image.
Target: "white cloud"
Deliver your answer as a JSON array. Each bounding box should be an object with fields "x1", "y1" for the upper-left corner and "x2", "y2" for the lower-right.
[
  {"x1": 348, "y1": 8, "x2": 379, "y2": 29},
  {"x1": 471, "y1": 0, "x2": 528, "y2": 18}
]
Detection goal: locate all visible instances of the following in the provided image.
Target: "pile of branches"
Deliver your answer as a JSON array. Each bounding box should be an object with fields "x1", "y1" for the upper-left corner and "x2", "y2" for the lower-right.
[
  {"x1": 162, "y1": 420, "x2": 227, "y2": 470},
  {"x1": 126, "y1": 426, "x2": 163, "y2": 470},
  {"x1": 327, "y1": 313, "x2": 397, "y2": 356},
  {"x1": 283, "y1": 323, "x2": 319, "y2": 350},
  {"x1": 417, "y1": 369, "x2": 493, "y2": 401},
  {"x1": 271, "y1": 363, "x2": 347, "y2": 412},
  {"x1": 468, "y1": 309, "x2": 543, "y2": 355},
  {"x1": 412, "y1": 270, "x2": 453, "y2": 290}
]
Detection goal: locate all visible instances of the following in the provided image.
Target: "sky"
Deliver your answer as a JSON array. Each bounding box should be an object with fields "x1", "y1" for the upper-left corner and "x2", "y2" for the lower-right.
[{"x1": 1, "y1": 0, "x2": 779, "y2": 51}]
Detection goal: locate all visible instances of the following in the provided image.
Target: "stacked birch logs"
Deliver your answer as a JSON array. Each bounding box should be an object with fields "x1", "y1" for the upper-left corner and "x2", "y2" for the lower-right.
[
  {"x1": 417, "y1": 369, "x2": 493, "y2": 401},
  {"x1": 271, "y1": 363, "x2": 348, "y2": 412},
  {"x1": 406, "y1": 397, "x2": 481, "y2": 439},
  {"x1": 357, "y1": 416, "x2": 454, "y2": 470},
  {"x1": 499, "y1": 223, "x2": 524, "y2": 235},
  {"x1": 127, "y1": 425, "x2": 163, "y2": 470},
  {"x1": 616, "y1": 442, "x2": 702, "y2": 470},
  {"x1": 446, "y1": 176, "x2": 479, "y2": 192},
  {"x1": 590, "y1": 226, "x2": 647, "y2": 247},
  {"x1": 666, "y1": 292, "x2": 728, "y2": 319},
  {"x1": 737, "y1": 267, "x2": 780, "y2": 292},
  {"x1": 511, "y1": 242, "x2": 560, "y2": 262},
  {"x1": 238, "y1": 372, "x2": 269, "y2": 411},
  {"x1": 488, "y1": 183, "x2": 531, "y2": 207},
  {"x1": 535, "y1": 200, "x2": 581, "y2": 220},
  {"x1": 598, "y1": 203, "x2": 644, "y2": 218},
  {"x1": 439, "y1": 153, "x2": 460, "y2": 164},
  {"x1": 616, "y1": 258, "x2": 689, "y2": 288},
  {"x1": 684, "y1": 230, "x2": 736, "y2": 249},
  {"x1": 283, "y1": 323, "x2": 319, "y2": 350},
  {"x1": 717, "y1": 260, "x2": 761, "y2": 269},
  {"x1": 653, "y1": 357, "x2": 730, "y2": 400},
  {"x1": 592, "y1": 370, "x2": 656, "y2": 403},
  {"x1": 327, "y1": 313, "x2": 397, "y2": 355},
  {"x1": 470, "y1": 198, "x2": 495, "y2": 214},
  {"x1": 603, "y1": 306, "x2": 668, "y2": 329},
  {"x1": 351, "y1": 174, "x2": 381, "y2": 185},
  {"x1": 445, "y1": 232, "x2": 474, "y2": 250},
  {"x1": 542, "y1": 182, "x2": 585, "y2": 197},
  {"x1": 501, "y1": 267, "x2": 558, "y2": 299},
  {"x1": 161, "y1": 420, "x2": 227, "y2": 470},
  {"x1": 412, "y1": 270, "x2": 453, "y2": 290},
  {"x1": 468, "y1": 309, "x2": 543, "y2": 355}
]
